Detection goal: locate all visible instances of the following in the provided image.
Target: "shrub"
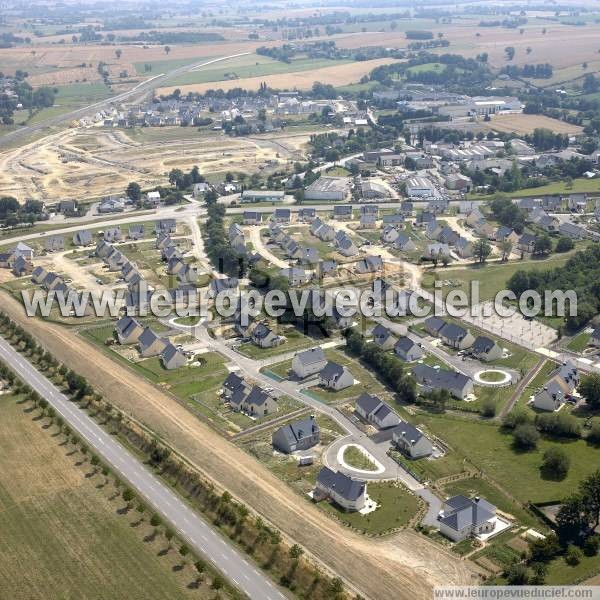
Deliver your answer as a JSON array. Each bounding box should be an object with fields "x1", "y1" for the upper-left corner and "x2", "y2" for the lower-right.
[
  {"x1": 513, "y1": 423, "x2": 539, "y2": 450},
  {"x1": 566, "y1": 544, "x2": 583, "y2": 566},
  {"x1": 541, "y1": 447, "x2": 570, "y2": 480},
  {"x1": 584, "y1": 534, "x2": 600, "y2": 557}
]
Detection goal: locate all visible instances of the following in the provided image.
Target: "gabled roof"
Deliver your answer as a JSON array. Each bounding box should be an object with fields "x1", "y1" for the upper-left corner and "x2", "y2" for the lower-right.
[
  {"x1": 395, "y1": 336, "x2": 419, "y2": 353},
  {"x1": 161, "y1": 342, "x2": 185, "y2": 364},
  {"x1": 355, "y1": 392, "x2": 383, "y2": 415},
  {"x1": 320, "y1": 361, "x2": 345, "y2": 380},
  {"x1": 274, "y1": 416, "x2": 319, "y2": 446},
  {"x1": 295, "y1": 347, "x2": 326, "y2": 367},
  {"x1": 223, "y1": 372, "x2": 245, "y2": 394},
  {"x1": 391, "y1": 420, "x2": 424, "y2": 444},
  {"x1": 440, "y1": 322, "x2": 469, "y2": 342},
  {"x1": 244, "y1": 385, "x2": 271, "y2": 407},
  {"x1": 316, "y1": 467, "x2": 365, "y2": 501},
  {"x1": 472, "y1": 335, "x2": 497, "y2": 354}
]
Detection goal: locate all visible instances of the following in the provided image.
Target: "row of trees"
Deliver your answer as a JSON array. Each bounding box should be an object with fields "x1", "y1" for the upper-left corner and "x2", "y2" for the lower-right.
[
  {"x1": 507, "y1": 244, "x2": 600, "y2": 331},
  {"x1": 344, "y1": 329, "x2": 416, "y2": 402}
]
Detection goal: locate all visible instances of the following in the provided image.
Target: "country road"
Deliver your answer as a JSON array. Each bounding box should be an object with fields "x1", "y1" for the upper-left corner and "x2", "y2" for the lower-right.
[
  {"x1": 0, "y1": 335, "x2": 287, "y2": 600},
  {"x1": 0, "y1": 53, "x2": 251, "y2": 149}
]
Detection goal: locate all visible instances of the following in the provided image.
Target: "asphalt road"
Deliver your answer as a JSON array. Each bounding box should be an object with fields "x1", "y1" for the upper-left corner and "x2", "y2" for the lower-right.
[
  {"x1": 0, "y1": 53, "x2": 251, "y2": 148},
  {"x1": 0, "y1": 335, "x2": 287, "y2": 600}
]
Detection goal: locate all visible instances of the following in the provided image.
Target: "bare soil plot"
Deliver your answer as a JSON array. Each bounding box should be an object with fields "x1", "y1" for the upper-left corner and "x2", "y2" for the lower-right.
[{"x1": 157, "y1": 57, "x2": 401, "y2": 95}]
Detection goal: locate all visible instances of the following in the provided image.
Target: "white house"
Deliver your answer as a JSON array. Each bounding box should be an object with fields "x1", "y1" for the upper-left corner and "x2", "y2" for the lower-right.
[
  {"x1": 319, "y1": 362, "x2": 354, "y2": 391},
  {"x1": 392, "y1": 420, "x2": 433, "y2": 459},
  {"x1": 291, "y1": 347, "x2": 328, "y2": 379},
  {"x1": 314, "y1": 467, "x2": 366, "y2": 511},
  {"x1": 439, "y1": 495, "x2": 498, "y2": 542},
  {"x1": 355, "y1": 393, "x2": 401, "y2": 429}
]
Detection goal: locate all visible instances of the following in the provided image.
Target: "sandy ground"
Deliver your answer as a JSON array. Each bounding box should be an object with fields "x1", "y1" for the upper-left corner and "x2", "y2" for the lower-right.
[
  {"x1": 157, "y1": 58, "x2": 401, "y2": 95},
  {"x1": 0, "y1": 126, "x2": 310, "y2": 202},
  {"x1": 1, "y1": 291, "x2": 478, "y2": 599}
]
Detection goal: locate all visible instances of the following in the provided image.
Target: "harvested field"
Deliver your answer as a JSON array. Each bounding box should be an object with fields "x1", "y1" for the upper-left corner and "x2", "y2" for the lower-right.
[
  {"x1": 0, "y1": 394, "x2": 211, "y2": 600},
  {"x1": 157, "y1": 57, "x2": 401, "y2": 95},
  {"x1": 486, "y1": 113, "x2": 583, "y2": 136},
  {"x1": 0, "y1": 291, "x2": 478, "y2": 600}
]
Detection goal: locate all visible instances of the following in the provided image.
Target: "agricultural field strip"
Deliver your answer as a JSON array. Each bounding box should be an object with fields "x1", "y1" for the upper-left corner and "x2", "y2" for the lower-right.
[{"x1": 0, "y1": 335, "x2": 287, "y2": 600}]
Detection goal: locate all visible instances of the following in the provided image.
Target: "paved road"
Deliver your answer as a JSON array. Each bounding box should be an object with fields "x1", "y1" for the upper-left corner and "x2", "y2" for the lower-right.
[
  {"x1": 0, "y1": 335, "x2": 287, "y2": 600},
  {"x1": 0, "y1": 53, "x2": 251, "y2": 148}
]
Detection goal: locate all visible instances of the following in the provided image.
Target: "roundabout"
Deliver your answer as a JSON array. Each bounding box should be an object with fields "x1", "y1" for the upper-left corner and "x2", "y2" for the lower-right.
[{"x1": 473, "y1": 369, "x2": 512, "y2": 386}]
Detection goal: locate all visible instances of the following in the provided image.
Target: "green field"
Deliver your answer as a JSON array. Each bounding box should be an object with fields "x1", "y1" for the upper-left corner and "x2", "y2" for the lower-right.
[
  {"x1": 422, "y1": 254, "x2": 573, "y2": 303},
  {"x1": 469, "y1": 178, "x2": 600, "y2": 199},
  {"x1": 0, "y1": 395, "x2": 214, "y2": 600},
  {"x1": 165, "y1": 56, "x2": 353, "y2": 87},
  {"x1": 133, "y1": 56, "x2": 219, "y2": 75},
  {"x1": 419, "y1": 414, "x2": 600, "y2": 504}
]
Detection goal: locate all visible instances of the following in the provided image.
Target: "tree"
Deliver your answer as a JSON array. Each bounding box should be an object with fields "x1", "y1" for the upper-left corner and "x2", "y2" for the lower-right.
[
  {"x1": 179, "y1": 543, "x2": 189, "y2": 565},
  {"x1": 164, "y1": 45, "x2": 171, "y2": 55},
  {"x1": 115, "y1": 49, "x2": 122, "y2": 60},
  {"x1": 541, "y1": 447, "x2": 570, "y2": 480},
  {"x1": 533, "y1": 235, "x2": 552, "y2": 255},
  {"x1": 289, "y1": 544, "x2": 304, "y2": 560},
  {"x1": 211, "y1": 574, "x2": 224, "y2": 590},
  {"x1": 505, "y1": 46, "x2": 516, "y2": 61},
  {"x1": 513, "y1": 423, "x2": 539, "y2": 450},
  {"x1": 581, "y1": 470, "x2": 600, "y2": 529},
  {"x1": 506, "y1": 563, "x2": 529, "y2": 585},
  {"x1": 584, "y1": 534, "x2": 600, "y2": 556},
  {"x1": 578, "y1": 374, "x2": 600, "y2": 410},
  {"x1": 194, "y1": 560, "x2": 206, "y2": 586},
  {"x1": 555, "y1": 236, "x2": 574, "y2": 253},
  {"x1": 500, "y1": 240, "x2": 513, "y2": 262},
  {"x1": 165, "y1": 528, "x2": 174, "y2": 549},
  {"x1": 473, "y1": 239, "x2": 492, "y2": 264},
  {"x1": 126, "y1": 182, "x2": 141, "y2": 203}
]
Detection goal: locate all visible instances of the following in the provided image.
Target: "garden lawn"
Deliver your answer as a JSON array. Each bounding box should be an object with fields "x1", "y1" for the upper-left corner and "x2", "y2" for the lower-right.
[{"x1": 319, "y1": 482, "x2": 421, "y2": 535}]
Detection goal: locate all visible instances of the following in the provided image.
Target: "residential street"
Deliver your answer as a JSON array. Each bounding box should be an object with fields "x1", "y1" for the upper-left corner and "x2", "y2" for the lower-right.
[{"x1": 0, "y1": 335, "x2": 287, "y2": 600}]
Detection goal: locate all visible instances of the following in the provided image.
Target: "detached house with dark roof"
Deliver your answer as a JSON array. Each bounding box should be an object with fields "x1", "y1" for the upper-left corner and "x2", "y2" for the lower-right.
[
  {"x1": 355, "y1": 393, "x2": 401, "y2": 429},
  {"x1": 272, "y1": 416, "x2": 320, "y2": 453},
  {"x1": 319, "y1": 362, "x2": 354, "y2": 391},
  {"x1": 438, "y1": 495, "x2": 498, "y2": 542},
  {"x1": 438, "y1": 321, "x2": 475, "y2": 350},
  {"x1": 242, "y1": 386, "x2": 278, "y2": 417},
  {"x1": 314, "y1": 467, "x2": 366, "y2": 512},
  {"x1": 115, "y1": 315, "x2": 144, "y2": 344},
  {"x1": 392, "y1": 420, "x2": 433, "y2": 459},
  {"x1": 533, "y1": 360, "x2": 579, "y2": 412},
  {"x1": 471, "y1": 336, "x2": 503, "y2": 362},
  {"x1": 137, "y1": 327, "x2": 168, "y2": 358},
  {"x1": 413, "y1": 364, "x2": 474, "y2": 399},
  {"x1": 250, "y1": 323, "x2": 283, "y2": 348},
  {"x1": 394, "y1": 336, "x2": 423, "y2": 362},
  {"x1": 371, "y1": 324, "x2": 397, "y2": 350},
  {"x1": 160, "y1": 343, "x2": 188, "y2": 370},
  {"x1": 292, "y1": 347, "x2": 327, "y2": 379}
]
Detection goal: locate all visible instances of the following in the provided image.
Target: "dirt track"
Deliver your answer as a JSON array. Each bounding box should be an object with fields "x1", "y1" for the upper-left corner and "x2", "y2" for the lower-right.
[{"x1": 1, "y1": 291, "x2": 478, "y2": 599}]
